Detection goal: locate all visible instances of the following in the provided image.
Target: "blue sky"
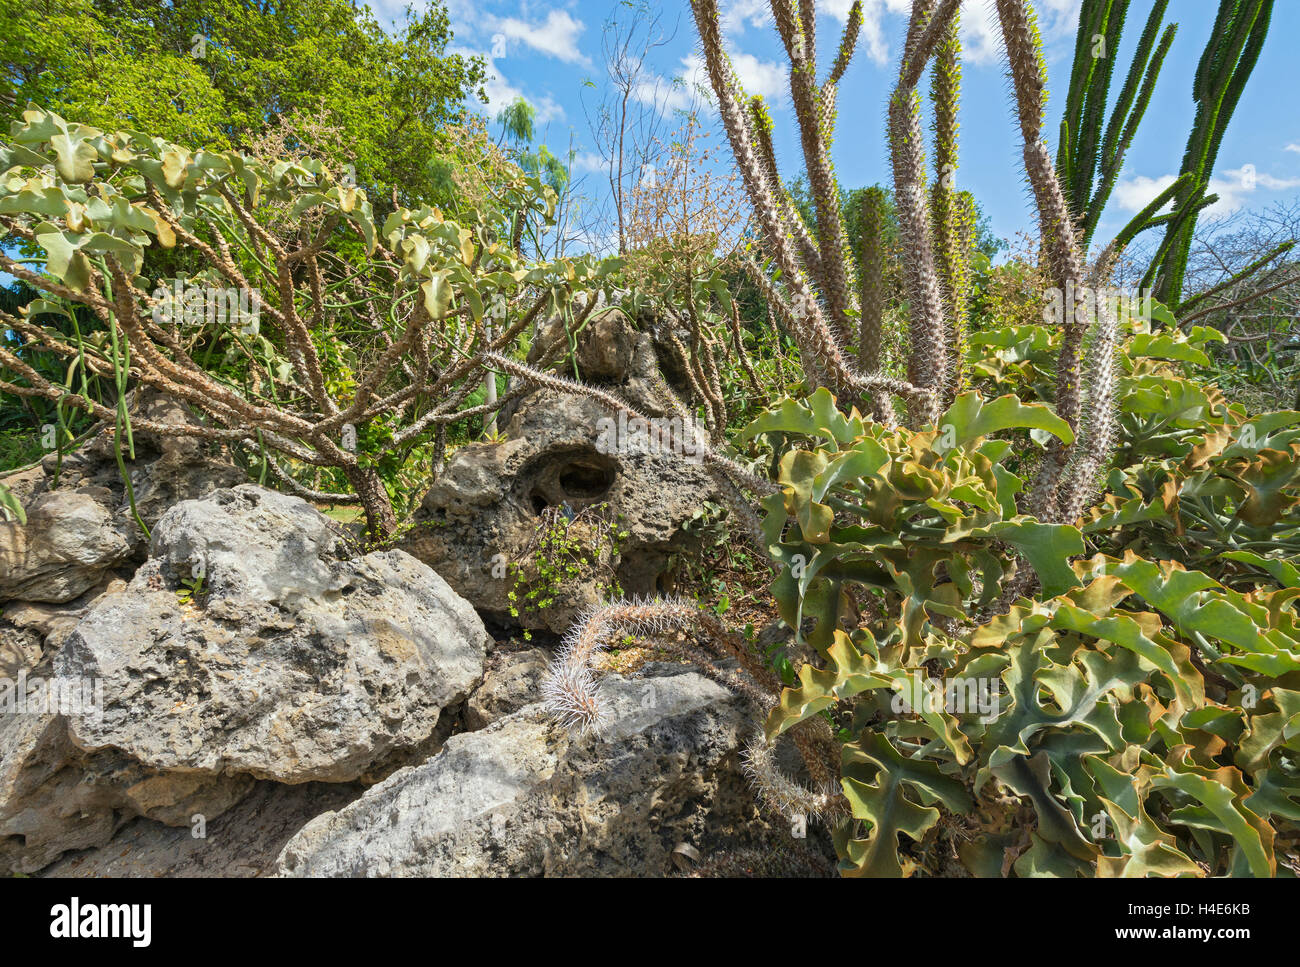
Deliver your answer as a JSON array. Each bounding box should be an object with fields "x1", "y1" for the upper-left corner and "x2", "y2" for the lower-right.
[{"x1": 370, "y1": 0, "x2": 1300, "y2": 255}]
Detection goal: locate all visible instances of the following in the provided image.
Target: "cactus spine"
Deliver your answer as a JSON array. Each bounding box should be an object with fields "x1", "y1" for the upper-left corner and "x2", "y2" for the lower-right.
[
  {"x1": 857, "y1": 186, "x2": 888, "y2": 375},
  {"x1": 928, "y1": 11, "x2": 971, "y2": 400}
]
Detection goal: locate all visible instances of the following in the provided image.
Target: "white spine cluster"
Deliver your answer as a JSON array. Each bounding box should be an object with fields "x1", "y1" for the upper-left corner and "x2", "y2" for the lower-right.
[
  {"x1": 541, "y1": 596, "x2": 700, "y2": 735},
  {"x1": 741, "y1": 734, "x2": 846, "y2": 822}
]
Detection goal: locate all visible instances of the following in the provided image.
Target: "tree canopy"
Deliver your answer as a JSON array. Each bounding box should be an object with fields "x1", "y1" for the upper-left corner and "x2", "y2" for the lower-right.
[{"x1": 0, "y1": 0, "x2": 486, "y2": 209}]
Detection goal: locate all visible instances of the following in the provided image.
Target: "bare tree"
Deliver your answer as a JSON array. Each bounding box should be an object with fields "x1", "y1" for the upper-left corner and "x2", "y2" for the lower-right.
[{"x1": 581, "y1": 0, "x2": 681, "y2": 254}]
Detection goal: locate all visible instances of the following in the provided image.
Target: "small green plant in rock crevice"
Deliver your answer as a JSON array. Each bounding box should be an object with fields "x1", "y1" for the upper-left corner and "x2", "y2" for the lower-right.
[
  {"x1": 175, "y1": 569, "x2": 207, "y2": 607},
  {"x1": 506, "y1": 502, "x2": 628, "y2": 638}
]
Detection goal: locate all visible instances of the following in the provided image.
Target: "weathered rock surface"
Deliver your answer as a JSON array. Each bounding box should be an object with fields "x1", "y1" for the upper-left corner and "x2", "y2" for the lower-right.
[
  {"x1": 464, "y1": 646, "x2": 549, "y2": 729},
  {"x1": 0, "y1": 623, "x2": 43, "y2": 681},
  {"x1": 60, "y1": 485, "x2": 491, "y2": 784},
  {"x1": 39, "y1": 779, "x2": 366, "y2": 878},
  {"x1": 1, "y1": 485, "x2": 491, "y2": 873},
  {"x1": 1, "y1": 704, "x2": 256, "y2": 874},
  {"x1": 401, "y1": 419, "x2": 721, "y2": 638},
  {"x1": 3, "y1": 576, "x2": 127, "y2": 656},
  {"x1": 0, "y1": 390, "x2": 244, "y2": 605},
  {"x1": 401, "y1": 303, "x2": 723, "y2": 636},
  {"x1": 0, "y1": 488, "x2": 135, "y2": 604},
  {"x1": 275, "y1": 664, "x2": 767, "y2": 877}
]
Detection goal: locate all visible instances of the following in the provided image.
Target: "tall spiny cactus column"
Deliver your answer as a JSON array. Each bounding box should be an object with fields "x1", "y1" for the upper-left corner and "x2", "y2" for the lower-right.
[
  {"x1": 1056, "y1": 0, "x2": 1177, "y2": 250},
  {"x1": 889, "y1": 0, "x2": 957, "y2": 423},
  {"x1": 1057, "y1": 263, "x2": 1120, "y2": 523},
  {"x1": 858, "y1": 187, "x2": 888, "y2": 370},
  {"x1": 749, "y1": 94, "x2": 823, "y2": 280},
  {"x1": 997, "y1": 0, "x2": 1087, "y2": 521},
  {"x1": 928, "y1": 11, "x2": 970, "y2": 401},
  {"x1": 689, "y1": 0, "x2": 856, "y2": 398},
  {"x1": 691, "y1": 0, "x2": 941, "y2": 423},
  {"x1": 1151, "y1": 0, "x2": 1272, "y2": 307},
  {"x1": 858, "y1": 186, "x2": 891, "y2": 421},
  {"x1": 774, "y1": 0, "x2": 859, "y2": 347}
]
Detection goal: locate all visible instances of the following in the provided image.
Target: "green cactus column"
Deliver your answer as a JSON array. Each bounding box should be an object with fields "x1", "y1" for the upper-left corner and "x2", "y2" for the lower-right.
[
  {"x1": 1152, "y1": 0, "x2": 1273, "y2": 307},
  {"x1": 929, "y1": 12, "x2": 970, "y2": 399},
  {"x1": 858, "y1": 186, "x2": 888, "y2": 372}
]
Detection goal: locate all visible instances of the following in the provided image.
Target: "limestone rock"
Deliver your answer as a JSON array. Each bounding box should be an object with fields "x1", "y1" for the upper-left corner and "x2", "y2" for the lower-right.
[
  {"x1": 400, "y1": 388, "x2": 720, "y2": 634},
  {"x1": 0, "y1": 489, "x2": 134, "y2": 604},
  {"x1": 464, "y1": 646, "x2": 549, "y2": 729},
  {"x1": 276, "y1": 664, "x2": 766, "y2": 877},
  {"x1": 0, "y1": 389, "x2": 244, "y2": 606},
  {"x1": 1, "y1": 485, "x2": 490, "y2": 873},
  {"x1": 59, "y1": 485, "x2": 491, "y2": 784}
]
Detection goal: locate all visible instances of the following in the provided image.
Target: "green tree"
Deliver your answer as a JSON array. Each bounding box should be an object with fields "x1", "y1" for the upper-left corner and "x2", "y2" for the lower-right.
[{"x1": 0, "y1": 0, "x2": 486, "y2": 211}]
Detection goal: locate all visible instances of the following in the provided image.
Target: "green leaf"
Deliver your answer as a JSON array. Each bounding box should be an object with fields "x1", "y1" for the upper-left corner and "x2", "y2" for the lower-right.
[
  {"x1": 421, "y1": 271, "x2": 454, "y2": 319},
  {"x1": 839, "y1": 732, "x2": 972, "y2": 877},
  {"x1": 983, "y1": 520, "x2": 1084, "y2": 597},
  {"x1": 939, "y1": 392, "x2": 1075, "y2": 449},
  {"x1": 0, "y1": 483, "x2": 26, "y2": 525},
  {"x1": 736, "y1": 387, "x2": 864, "y2": 448}
]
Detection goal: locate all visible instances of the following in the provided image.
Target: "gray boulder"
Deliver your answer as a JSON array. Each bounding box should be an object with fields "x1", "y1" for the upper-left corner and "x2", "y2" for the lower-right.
[
  {"x1": 400, "y1": 388, "x2": 721, "y2": 634},
  {"x1": 0, "y1": 705, "x2": 255, "y2": 874},
  {"x1": 0, "y1": 389, "x2": 244, "y2": 606},
  {"x1": 464, "y1": 646, "x2": 549, "y2": 729},
  {"x1": 59, "y1": 485, "x2": 490, "y2": 784},
  {"x1": 1, "y1": 485, "x2": 490, "y2": 873},
  {"x1": 275, "y1": 664, "x2": 769, "y2": 877},
  {"x1": 401, "y1": 303, "x2": 724, "y2": 636},
  {"x1": 0, "y1": 488, "x2": 134, "y2": 604},
  {"x1": 38, "y1": 779, "x2": 366, "y2": 878}
]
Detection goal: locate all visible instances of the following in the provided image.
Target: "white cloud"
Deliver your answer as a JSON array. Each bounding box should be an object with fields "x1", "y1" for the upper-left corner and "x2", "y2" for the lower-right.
[
  {"x1": 1036, "y1": 1, "x2": 1086, "y2": 40},
  {"x1": 1208, "y1": 166, "x2": 1300, "y2": 214},
  {"x1": 484, "y1": 9, "x2": 591, "y2": 66},
  {"x1": 440, "y1": 3, "x2": 590, "y2": 65},
  {"x1": 959, "y1": 3, "x2": 1004, "y2": 66},
  {"x1": 1286, "y1": 143, "x2": 1300, "y2": 154},
  {"x1": 1113, "y1": 167, "x2": 1300, "y2": 219},
  {"x1": 720, "y1": 0, "x2": 771, "y2": 34},
  {"x1": 570, "y1": 151, "x2": 606, "y2": 175},
  {"x1": 634, "y1": 50, "x2": 783, "y2": 116},
  {"x1": 732, "y1": 52, "x2": 786, "y2": 100},
  {"x1": 633, "y1": 57, "x2": 703, "y2": 114},
  {"x1": 1111, "y1": 173, "x2": 1181, "y2": 213}
]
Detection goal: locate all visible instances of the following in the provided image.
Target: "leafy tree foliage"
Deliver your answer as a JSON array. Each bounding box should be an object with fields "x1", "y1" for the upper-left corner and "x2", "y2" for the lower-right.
[{"x1": 0, "y1": 0, "x2": 486, "y2": 210}]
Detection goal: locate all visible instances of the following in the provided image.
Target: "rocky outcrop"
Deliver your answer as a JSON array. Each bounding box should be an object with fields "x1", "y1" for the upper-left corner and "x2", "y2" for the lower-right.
[
  {"x1": 0, "y1": 488, "x2": 134, "y2": 604},
  {"x1": 39, "y1": 779, "x2": 367, "y2": 878},
  {"x1": 275, "y1": 664, "x2": 769, "y2": 877},
  {"x1": 1, "y1": 485, "x2": 490, "y2": 873},
  {"x1": 60, "y1": 486, "x2": 490, "y2": 783},
  {"x1": 0, "y1": 623, "x2": 43, "y2": 681},
  {"x1": 0, "y1": 704, "x2": 256, "y2": 874},
  {"x1": 400, "y1": 306, "x2": 723, "y2": 635},
  {"x1": 0, "y1": 390, "x2": 244, "y2": 606},
  {"x1": 464, "y1": 646, "x2": 549, "y2": 730},
  {"x1": 3, "y1": 576, "x2": 126, "y2": 660}
]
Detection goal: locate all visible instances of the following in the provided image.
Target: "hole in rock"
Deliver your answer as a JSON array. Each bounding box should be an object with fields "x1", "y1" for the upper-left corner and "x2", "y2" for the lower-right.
[{"x1": 558, "y1": 461, "x2": 616, "y2": 500}]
